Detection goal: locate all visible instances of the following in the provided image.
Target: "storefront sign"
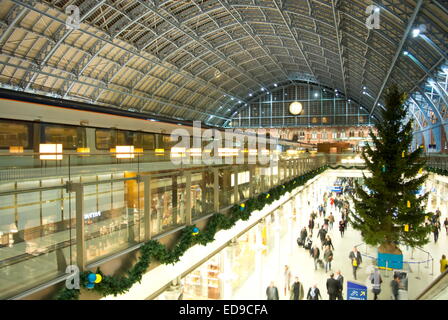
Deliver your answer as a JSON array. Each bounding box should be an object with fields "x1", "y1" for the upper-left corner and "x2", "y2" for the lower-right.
[{"x1": 84, "y1": 211, "x2": 101, "y2": 220}]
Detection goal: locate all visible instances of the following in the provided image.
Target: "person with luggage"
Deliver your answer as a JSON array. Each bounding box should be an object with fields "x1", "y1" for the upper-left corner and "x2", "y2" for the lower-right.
[
  {"x1": 323, "y1": 245, "x2": 334, "y2": 273},
  {"x1": 323, "y1": 234, "x2": 335, "y2": 251},
  {"x1": 349, "y1": 247, "x2": 362, "y2": 280},
  {"x1": 318, "y1": 226, "x2": 327, "y2": 248},
  {"x1": 298, "y1": 227, "x2": 307, "y2": 247},
  {"x1": 304, "y1": 236, "x2": 313, "y2": 252},
  {"x1": 369, "y1": 268, "x2": 383, "y2": 300},
  {"x1": 311, "y1": 245, "x2": 321, "y2": 270}
]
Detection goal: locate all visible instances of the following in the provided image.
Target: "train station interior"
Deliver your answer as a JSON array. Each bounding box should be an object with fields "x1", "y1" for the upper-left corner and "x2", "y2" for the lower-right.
[{"x1": 0, "y1": 0, "x2": 447, "y2": 301}]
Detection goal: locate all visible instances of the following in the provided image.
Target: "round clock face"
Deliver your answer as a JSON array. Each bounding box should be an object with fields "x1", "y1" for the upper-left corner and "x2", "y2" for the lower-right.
[{"x1": 289, "y1": 101, "x2": 303, "y2": 115}]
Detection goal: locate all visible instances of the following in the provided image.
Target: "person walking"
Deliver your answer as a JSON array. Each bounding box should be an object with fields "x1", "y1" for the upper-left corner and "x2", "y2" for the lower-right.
[
  {"x1": 390, "y1": 275, "x2": 400, "y2": 300},
  {"x1": 328, "y1": 213, "x2": 335, "y2": 230},
  {"x1": 440, "y1": 254, "x2": 448, "y2": 274},
  {"x1": 444, "y1": 218, "x2": 448, "y2": 235},
  {"x1": 290, "y1": 277, "x2": 304, "y2": 300},
  {"x1": 266, "y1": 281, "x2": 279, "y2": 300},
  {"x1": 323, "y1": 234, "x2": 335, "y2": 251},
  {"x1": 349, "y1": 247, "x2": 362, "y2": 280},
  {"x1": 284, "y1": 265, "x2": 292, "y2": 296},
  {"x1": 326, "y1": 273, "x2": 340, "y2": 300},
  {"x1": 307, "y1": 284, "x2": 322, "y2": 300},
  {"x1": 335, "y1": 270, "x2": 344, "y2": 300},
  {"x1": 433, "y1": 223, "x2": 440, "y2": 243},
  {"x1": 339, "y1": 219, "x2": 346, "y2": 237},
  {"x1": 311, "y1": 245, "x2": 320, "y2": 271},
  {"x1": 318, "y1": 226, "x2": 327, "y2": 248},
  {"x1": 369, "y1": 268, "x2": 383, "y2": 300},
  {"x1": 324, "y1": 245, "x2": 334, "y2": 273},
  {"x1": 308, "y1": 218, "x2": 315, "y2": 236},
  {"x1": 299, "y1": 227, "x2": 308, "y2": 247}
]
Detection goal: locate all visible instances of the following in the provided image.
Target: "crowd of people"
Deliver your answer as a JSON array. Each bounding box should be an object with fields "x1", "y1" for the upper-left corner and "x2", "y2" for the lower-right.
[{"x1": 265, "y1": 178, "x2": 448, "y2": 301}]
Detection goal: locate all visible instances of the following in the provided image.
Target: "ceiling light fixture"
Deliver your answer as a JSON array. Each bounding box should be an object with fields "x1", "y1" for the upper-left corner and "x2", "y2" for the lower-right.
[
  {"x1": 412, "y1": 28, "x2": 420, "y2": 38},
  {"x1": 289, "y1": 101, "x2": 303, "y2": 115}
]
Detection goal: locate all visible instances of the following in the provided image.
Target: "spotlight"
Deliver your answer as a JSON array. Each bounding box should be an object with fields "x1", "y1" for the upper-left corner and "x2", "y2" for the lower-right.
[
  {"x1": 374, "y1": 7, "x2": 380, "y2": 13},
  {"x1": 403, "y1": 51, "x2": 409, "y2": 56},
  {"x1": 412, "y1": 28, "x2": 420, "y2": 38}
]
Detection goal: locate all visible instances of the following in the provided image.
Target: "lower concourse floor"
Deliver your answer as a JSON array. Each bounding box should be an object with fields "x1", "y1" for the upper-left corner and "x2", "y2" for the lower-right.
[{"x1": 165, "y1": 171, "x2": 447, "y2": 301}]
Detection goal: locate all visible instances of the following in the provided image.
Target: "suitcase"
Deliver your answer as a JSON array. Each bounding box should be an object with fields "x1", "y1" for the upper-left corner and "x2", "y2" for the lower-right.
[
  {"x1": 317, "y1": 259, "x2": 324, "y2": 269},
  {"x1": 304, "y1": 239, "x2": 312, "y2": 250}
]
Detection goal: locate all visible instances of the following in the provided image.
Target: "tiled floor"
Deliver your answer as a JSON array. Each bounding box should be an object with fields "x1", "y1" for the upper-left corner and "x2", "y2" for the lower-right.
[{"x1": 232, "y1": 191, "x2": 447, "y2": 300}]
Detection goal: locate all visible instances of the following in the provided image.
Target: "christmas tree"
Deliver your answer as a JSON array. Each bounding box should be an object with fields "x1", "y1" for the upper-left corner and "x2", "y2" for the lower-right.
[{"x1": 350, "y1": 85, "x2": 432, "y2": 254}]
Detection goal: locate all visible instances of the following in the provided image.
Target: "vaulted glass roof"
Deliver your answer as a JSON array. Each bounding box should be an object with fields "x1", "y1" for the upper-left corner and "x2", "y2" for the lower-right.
[{"x1": 0, "y1": 0, "x2": 446, "y2": 127}]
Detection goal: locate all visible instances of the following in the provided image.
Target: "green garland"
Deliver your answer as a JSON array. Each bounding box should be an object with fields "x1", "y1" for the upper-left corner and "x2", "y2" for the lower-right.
[
  {"x1": 328, "y1": 164, "x2": 367, "y2": 170},
  {"x1": 55, "y1": 166, "x2": 327, "y2": 300},
  {"x1": 425, "y1": 166, "x2": 448, "y2": 177},
  {"x1": 327, "y1": 164, "x2": 448, "y2": 177}
]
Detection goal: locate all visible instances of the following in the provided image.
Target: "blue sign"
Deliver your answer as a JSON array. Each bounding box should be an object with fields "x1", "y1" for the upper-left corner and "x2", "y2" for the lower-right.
[
  {"x1": 347, "y1": 281, "x2": 367, "y2": 300},
  {"x1": 331, "y1": 186, "x2": 342, "y2": 192}
]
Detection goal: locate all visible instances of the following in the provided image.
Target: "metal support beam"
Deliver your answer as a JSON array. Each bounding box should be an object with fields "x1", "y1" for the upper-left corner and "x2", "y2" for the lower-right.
[
  {"x1": 272, "y1": 0, "x2": 318, "y2": 83},
  {"x1": 331, "y1": 0, "x2": 348, "y2": 96},
  {"x1": 371, "y1": 0, "x2": 424, "y2": 116}
]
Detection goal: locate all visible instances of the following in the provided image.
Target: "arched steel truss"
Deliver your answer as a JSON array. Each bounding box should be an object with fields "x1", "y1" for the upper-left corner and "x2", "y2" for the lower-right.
[{"x1": 0, "y1": 0, "x2": 446, "y2": 130}]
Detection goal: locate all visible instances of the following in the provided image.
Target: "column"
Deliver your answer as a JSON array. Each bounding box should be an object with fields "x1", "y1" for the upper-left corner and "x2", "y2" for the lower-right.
[
  {"x1": 234, "y1": 167, "x2": 239, "y2": 204},
  {"x1": 185, "y1": 172, "x2": 192, "y2": 225},
  {"x1": 249, "y1": 165, "x2": 255, "y2": 198},
  {"x1": 68, "y1": 182, "x2": 86, "y2": 271},
  {"x1": 213, "y1": 168, "x2": 219, "y2": 212},
  {"x1": 143, "y1": 175, "x2": 152, "y2": 240}
]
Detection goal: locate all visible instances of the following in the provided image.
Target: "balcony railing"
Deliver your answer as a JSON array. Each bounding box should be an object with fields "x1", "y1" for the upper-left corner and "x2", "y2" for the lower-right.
[{"x1": 0, "y1": 152, "x2": 326, "y2": 299}]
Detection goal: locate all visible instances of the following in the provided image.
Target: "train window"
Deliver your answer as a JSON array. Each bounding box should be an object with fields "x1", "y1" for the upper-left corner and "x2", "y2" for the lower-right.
[
  {"x1": 43, "y1": 124, "x2": 85, "y2": 150},
  {"x1": 0, "y1": 120, "x2": 31, "y2": 148},
  {"x1": 131, "y1": 133, "x2": 155, "y2": 150},
  {"x1": 96, "y1": 129, "x2": 127, "y2": 149},
  {"x1": 142, "y1": 134, "x2": 155, "y2": 149}
]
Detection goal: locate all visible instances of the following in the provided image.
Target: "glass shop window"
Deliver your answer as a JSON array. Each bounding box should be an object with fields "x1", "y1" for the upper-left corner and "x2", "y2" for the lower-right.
[{"x1": 0, "y1": 120, "x2": 31, "y2": 148}]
